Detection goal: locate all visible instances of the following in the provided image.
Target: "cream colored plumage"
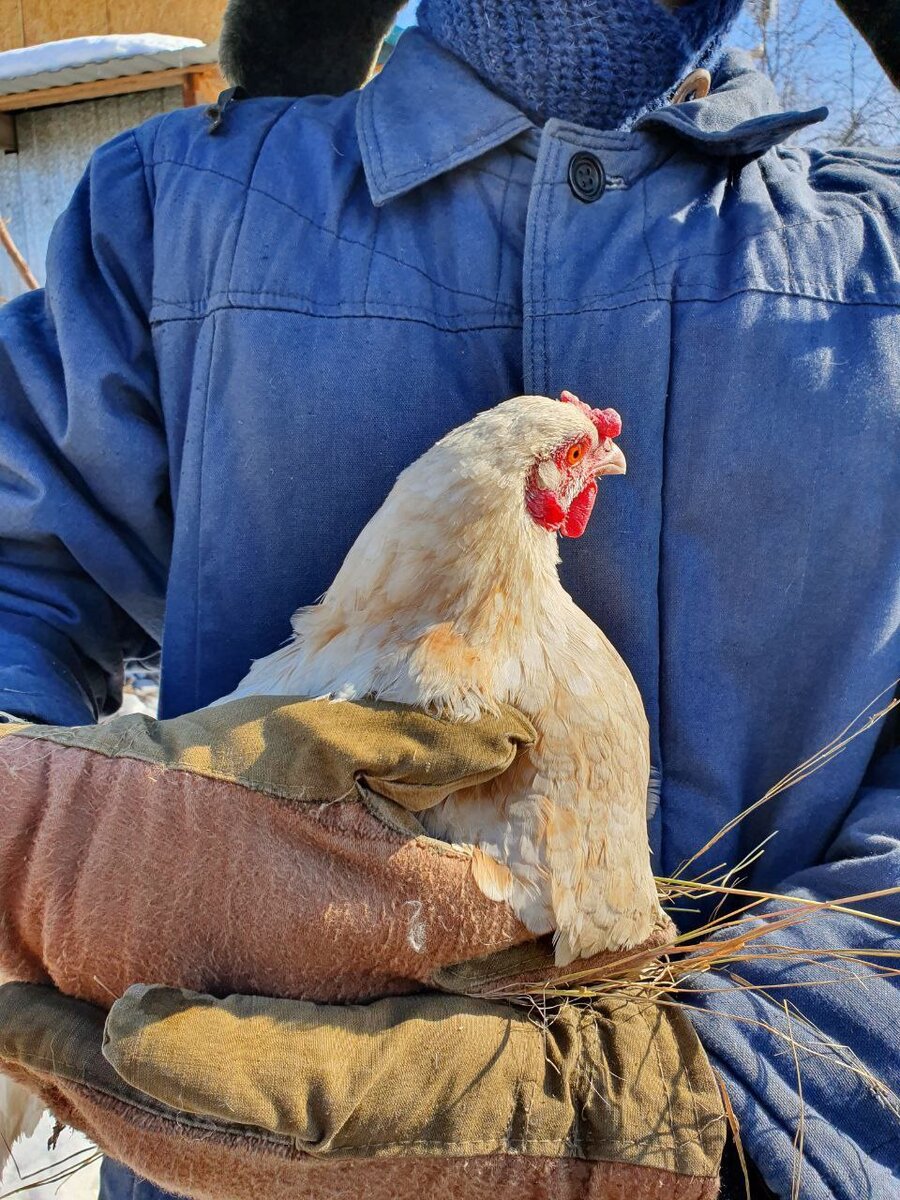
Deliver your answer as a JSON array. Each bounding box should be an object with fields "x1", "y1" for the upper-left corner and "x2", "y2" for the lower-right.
[
  {"x1": 223, "y1": 394, "x2": 662, "y2": 962},
  {"x1": 0, "y1": 1072, "x2": 43, "y2": 1176}
]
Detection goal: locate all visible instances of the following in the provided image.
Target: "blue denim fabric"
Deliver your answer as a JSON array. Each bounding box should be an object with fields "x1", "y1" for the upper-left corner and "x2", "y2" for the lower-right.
[
  {"x1": 99, "y1": 1159, "x2": 183, "y2": 1200},
  {"x1": 0, "y1": 29, "x2": 897, "y2": 1200}
]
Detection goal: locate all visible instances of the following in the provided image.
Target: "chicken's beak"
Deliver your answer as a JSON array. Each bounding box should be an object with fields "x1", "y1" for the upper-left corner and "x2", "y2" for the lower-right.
[{"x1": 595, "y1": 439, "x2": 627, "y2": 477}]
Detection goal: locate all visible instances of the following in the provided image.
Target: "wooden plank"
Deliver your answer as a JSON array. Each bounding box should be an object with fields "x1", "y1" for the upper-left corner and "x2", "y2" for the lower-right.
[
  {"x1": 190, "y1": 67, "x2": 226, "y2": 106},
  {"x1": 23, "y1": 0, "x2": 109, "y2": 46},
  {"x1": 107, "y1": 0, "x2": 224, "y2": 46},
  {"x1": 0, "y1": 66, "x2": 222, "y2": 113},
  {"x1": 0, "y1": 214, "x2": 37, "y2": 286},
  {"x1": 0, "y1": 0, "x2": 24, "y2": 52},
  {"x1": 0, "y1": 112, "x2": 16, "y2": 150},
  {"x1": 182, "y1": 74, "x2": 198, "y2": 109},
  {"x1": 180, "y1": 69, "x2": 225, "y2": 109}
]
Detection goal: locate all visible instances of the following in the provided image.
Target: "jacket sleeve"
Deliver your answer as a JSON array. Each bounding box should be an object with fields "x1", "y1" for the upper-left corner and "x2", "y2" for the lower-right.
[
  {"x1": 0, "y1": 128, "x2": 170, "y2": 726},
  {"x1": 688, "y1": 739, "x2": 900, "y2": 1200}
]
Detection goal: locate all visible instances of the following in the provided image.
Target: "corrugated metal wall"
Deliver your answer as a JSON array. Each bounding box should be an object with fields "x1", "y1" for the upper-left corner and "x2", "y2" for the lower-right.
[{"x1": 0, "y1": 87, "x2": 181, "y2": 300}]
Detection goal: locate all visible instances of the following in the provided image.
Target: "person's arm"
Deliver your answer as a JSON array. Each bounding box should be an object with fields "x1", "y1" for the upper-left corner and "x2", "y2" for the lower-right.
[
  {"x1": 688, "y1": 736, "x2": 900, "y2": 1200},
  {"x1": 0, "y1": 128, "x2": 169, "y2": 726}
]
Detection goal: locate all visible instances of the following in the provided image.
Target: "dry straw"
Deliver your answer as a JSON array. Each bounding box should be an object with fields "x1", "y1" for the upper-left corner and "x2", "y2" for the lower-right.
[{"x1": 0, "y1": 1140, "x2": 101, "y2": 1199}]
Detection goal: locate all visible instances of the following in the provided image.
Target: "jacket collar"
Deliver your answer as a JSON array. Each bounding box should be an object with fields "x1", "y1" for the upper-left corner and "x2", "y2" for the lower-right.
[
  {"x1": 357, "y1": 29, "x2": 827, "y2": 206},
  {"x1": 357, "y1": 29, "x2": 532, "y2": 207},
  {"x1": 634, "y1": 49, "x2": 828, "y2": 156}
]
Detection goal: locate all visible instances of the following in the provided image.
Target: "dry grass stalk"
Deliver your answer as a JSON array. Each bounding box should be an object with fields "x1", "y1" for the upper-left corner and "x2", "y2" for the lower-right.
[
  {"x1": 1, "y1": 1148, "x2": 102, "y2": 1198},
  {"x1": 493, "y1": 682, "x2": 900, "y2": 1001},
  {"x1": 0, "y1": 219, "x2": 38, "y2": 293}
]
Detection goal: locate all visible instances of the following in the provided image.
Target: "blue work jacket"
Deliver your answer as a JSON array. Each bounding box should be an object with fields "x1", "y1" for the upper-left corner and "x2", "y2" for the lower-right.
[{"x1": 0, "y1": 29, "x2": 897, "y2": 1198}]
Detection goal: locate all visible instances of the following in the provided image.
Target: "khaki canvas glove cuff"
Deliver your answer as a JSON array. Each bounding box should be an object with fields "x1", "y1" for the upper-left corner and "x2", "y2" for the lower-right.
[
  {"x1": 0, "y1": 980, "x2": 725, "y2": 1200},
  {"x1": 0, "y1": 694, "x2": 536, "y2": 813}
]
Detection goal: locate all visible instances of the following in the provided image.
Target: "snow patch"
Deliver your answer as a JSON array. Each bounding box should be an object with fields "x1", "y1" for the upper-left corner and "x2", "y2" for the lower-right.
[{"x1": 0, "y1": 35, "x2": 204, "y2": 81}]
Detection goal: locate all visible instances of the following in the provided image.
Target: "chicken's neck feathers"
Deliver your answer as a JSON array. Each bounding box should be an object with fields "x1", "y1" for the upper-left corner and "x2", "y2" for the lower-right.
[{"x1": 268, "y1": 477, "x2": 576, "y2": 718}]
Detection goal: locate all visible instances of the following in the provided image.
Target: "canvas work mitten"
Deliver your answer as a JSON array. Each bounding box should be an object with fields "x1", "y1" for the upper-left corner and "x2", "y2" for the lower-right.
[
  {"x1": 0, "y1": 696, "x2": 554, "y2": 1005},
  {"x1": 0, "y1": 695, "x2": 675, "y2": 1003},
  {"x1": 0, "y1": 980, "x2": 726, "y2": 1200},
  {"x1": 0, "y1": 696, "x2": 721, "y2": 1198}
]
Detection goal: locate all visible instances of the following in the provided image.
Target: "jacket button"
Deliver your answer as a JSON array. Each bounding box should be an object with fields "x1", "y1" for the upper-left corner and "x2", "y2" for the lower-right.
[{"x1": 568, "y1": 152, "x2": 606, "y2": 203}]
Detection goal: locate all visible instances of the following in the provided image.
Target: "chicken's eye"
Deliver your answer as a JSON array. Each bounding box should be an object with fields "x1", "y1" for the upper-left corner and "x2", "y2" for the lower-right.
[{"x1": 566, "y1": 443, "x2": 584, "y2": 467}]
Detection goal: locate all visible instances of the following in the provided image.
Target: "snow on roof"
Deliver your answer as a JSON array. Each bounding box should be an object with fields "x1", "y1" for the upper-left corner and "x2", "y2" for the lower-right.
[{"x1": 0, "y1": 34, "x2": 219, "y2": 97}]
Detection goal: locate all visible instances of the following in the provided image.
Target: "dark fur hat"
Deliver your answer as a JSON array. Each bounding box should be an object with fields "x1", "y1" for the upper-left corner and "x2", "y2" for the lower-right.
[{"x1": 220, "y1": 0, "x2": 407, "y2": 98}]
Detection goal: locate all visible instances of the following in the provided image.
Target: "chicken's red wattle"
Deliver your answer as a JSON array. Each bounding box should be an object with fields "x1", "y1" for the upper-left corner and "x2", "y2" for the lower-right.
[
  {"x1": 526, "y1": 478, "x2": 598, "y2": 538},
  {"x1": 560, "y1": 479, "x2": 597, "y2": 538}
]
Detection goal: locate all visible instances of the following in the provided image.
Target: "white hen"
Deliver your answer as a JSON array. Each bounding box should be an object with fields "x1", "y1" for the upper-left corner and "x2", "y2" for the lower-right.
[{"x1": 223, "y1": 393, "x2": 663, "y2": 962}]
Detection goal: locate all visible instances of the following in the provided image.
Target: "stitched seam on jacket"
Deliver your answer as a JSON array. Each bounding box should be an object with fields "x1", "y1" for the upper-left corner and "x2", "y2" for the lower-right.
[
  {"x1": 539, "y1": 197, "x2": 900, "y2": 306},
  {"x1": 150, "y1": 303, "x2": 524, "y2": 336},
  {"x1": 151, "y1": 288, "x2": 516, "y2": 320},
  {"x1": 129, "y1": 130, "x2": 156, "y2": 216},
  {"x1": 368, "y1": 99, "x2": 529, "y2": 191},
  {"x1": 225, "y1": 105, "x2": 295, "y2": 299},
  {"x1": 493, "y1": 156, "x2": 515, "y2": 323},
  {"x1": 145, "y1": 153, "x2": 900, "y2": 311},
  {"x1": 126, "y1": 130, "x2": 166, "y2": 429},
  {"x1": 653, "y1": 204, "x2": 673, "y2": 879},
  {"x1": 148, "y1": 158, "x2": 519, "y2": 310},
  {"x1": 150, "y1": 278, "x2": 900, "y2": 320},
  {"x1": 190, "y1": 315, "x2": 218, "y2": 710},
  {"x1": 537, "y1": 145, "x2": 552, "y2": 393},
  {"x1": 544, "y1": 286, "x2": 900, "y2": 314}
]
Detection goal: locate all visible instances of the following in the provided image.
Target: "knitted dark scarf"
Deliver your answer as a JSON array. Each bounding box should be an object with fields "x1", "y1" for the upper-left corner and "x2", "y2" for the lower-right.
[{"x1": 417, "y1": 0, "x2": 745, "y2": 130}]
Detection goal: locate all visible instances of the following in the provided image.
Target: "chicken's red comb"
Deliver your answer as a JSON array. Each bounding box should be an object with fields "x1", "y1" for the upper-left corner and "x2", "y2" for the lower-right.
[{"x1": 560, "y1": 390, "x2": 622, "y2": 440}]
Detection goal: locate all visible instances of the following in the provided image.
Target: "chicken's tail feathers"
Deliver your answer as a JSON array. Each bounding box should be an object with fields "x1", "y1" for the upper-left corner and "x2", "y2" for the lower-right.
[
  {"x1": 290, "y1": 602, "x2": 322, "y2": 633},
  {"x1": 552, "y1": 928, "x2": 579, "y2": 968},
  {"x1": 0, "y1": 1072, "x2": 43, "y2": 1176}
]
